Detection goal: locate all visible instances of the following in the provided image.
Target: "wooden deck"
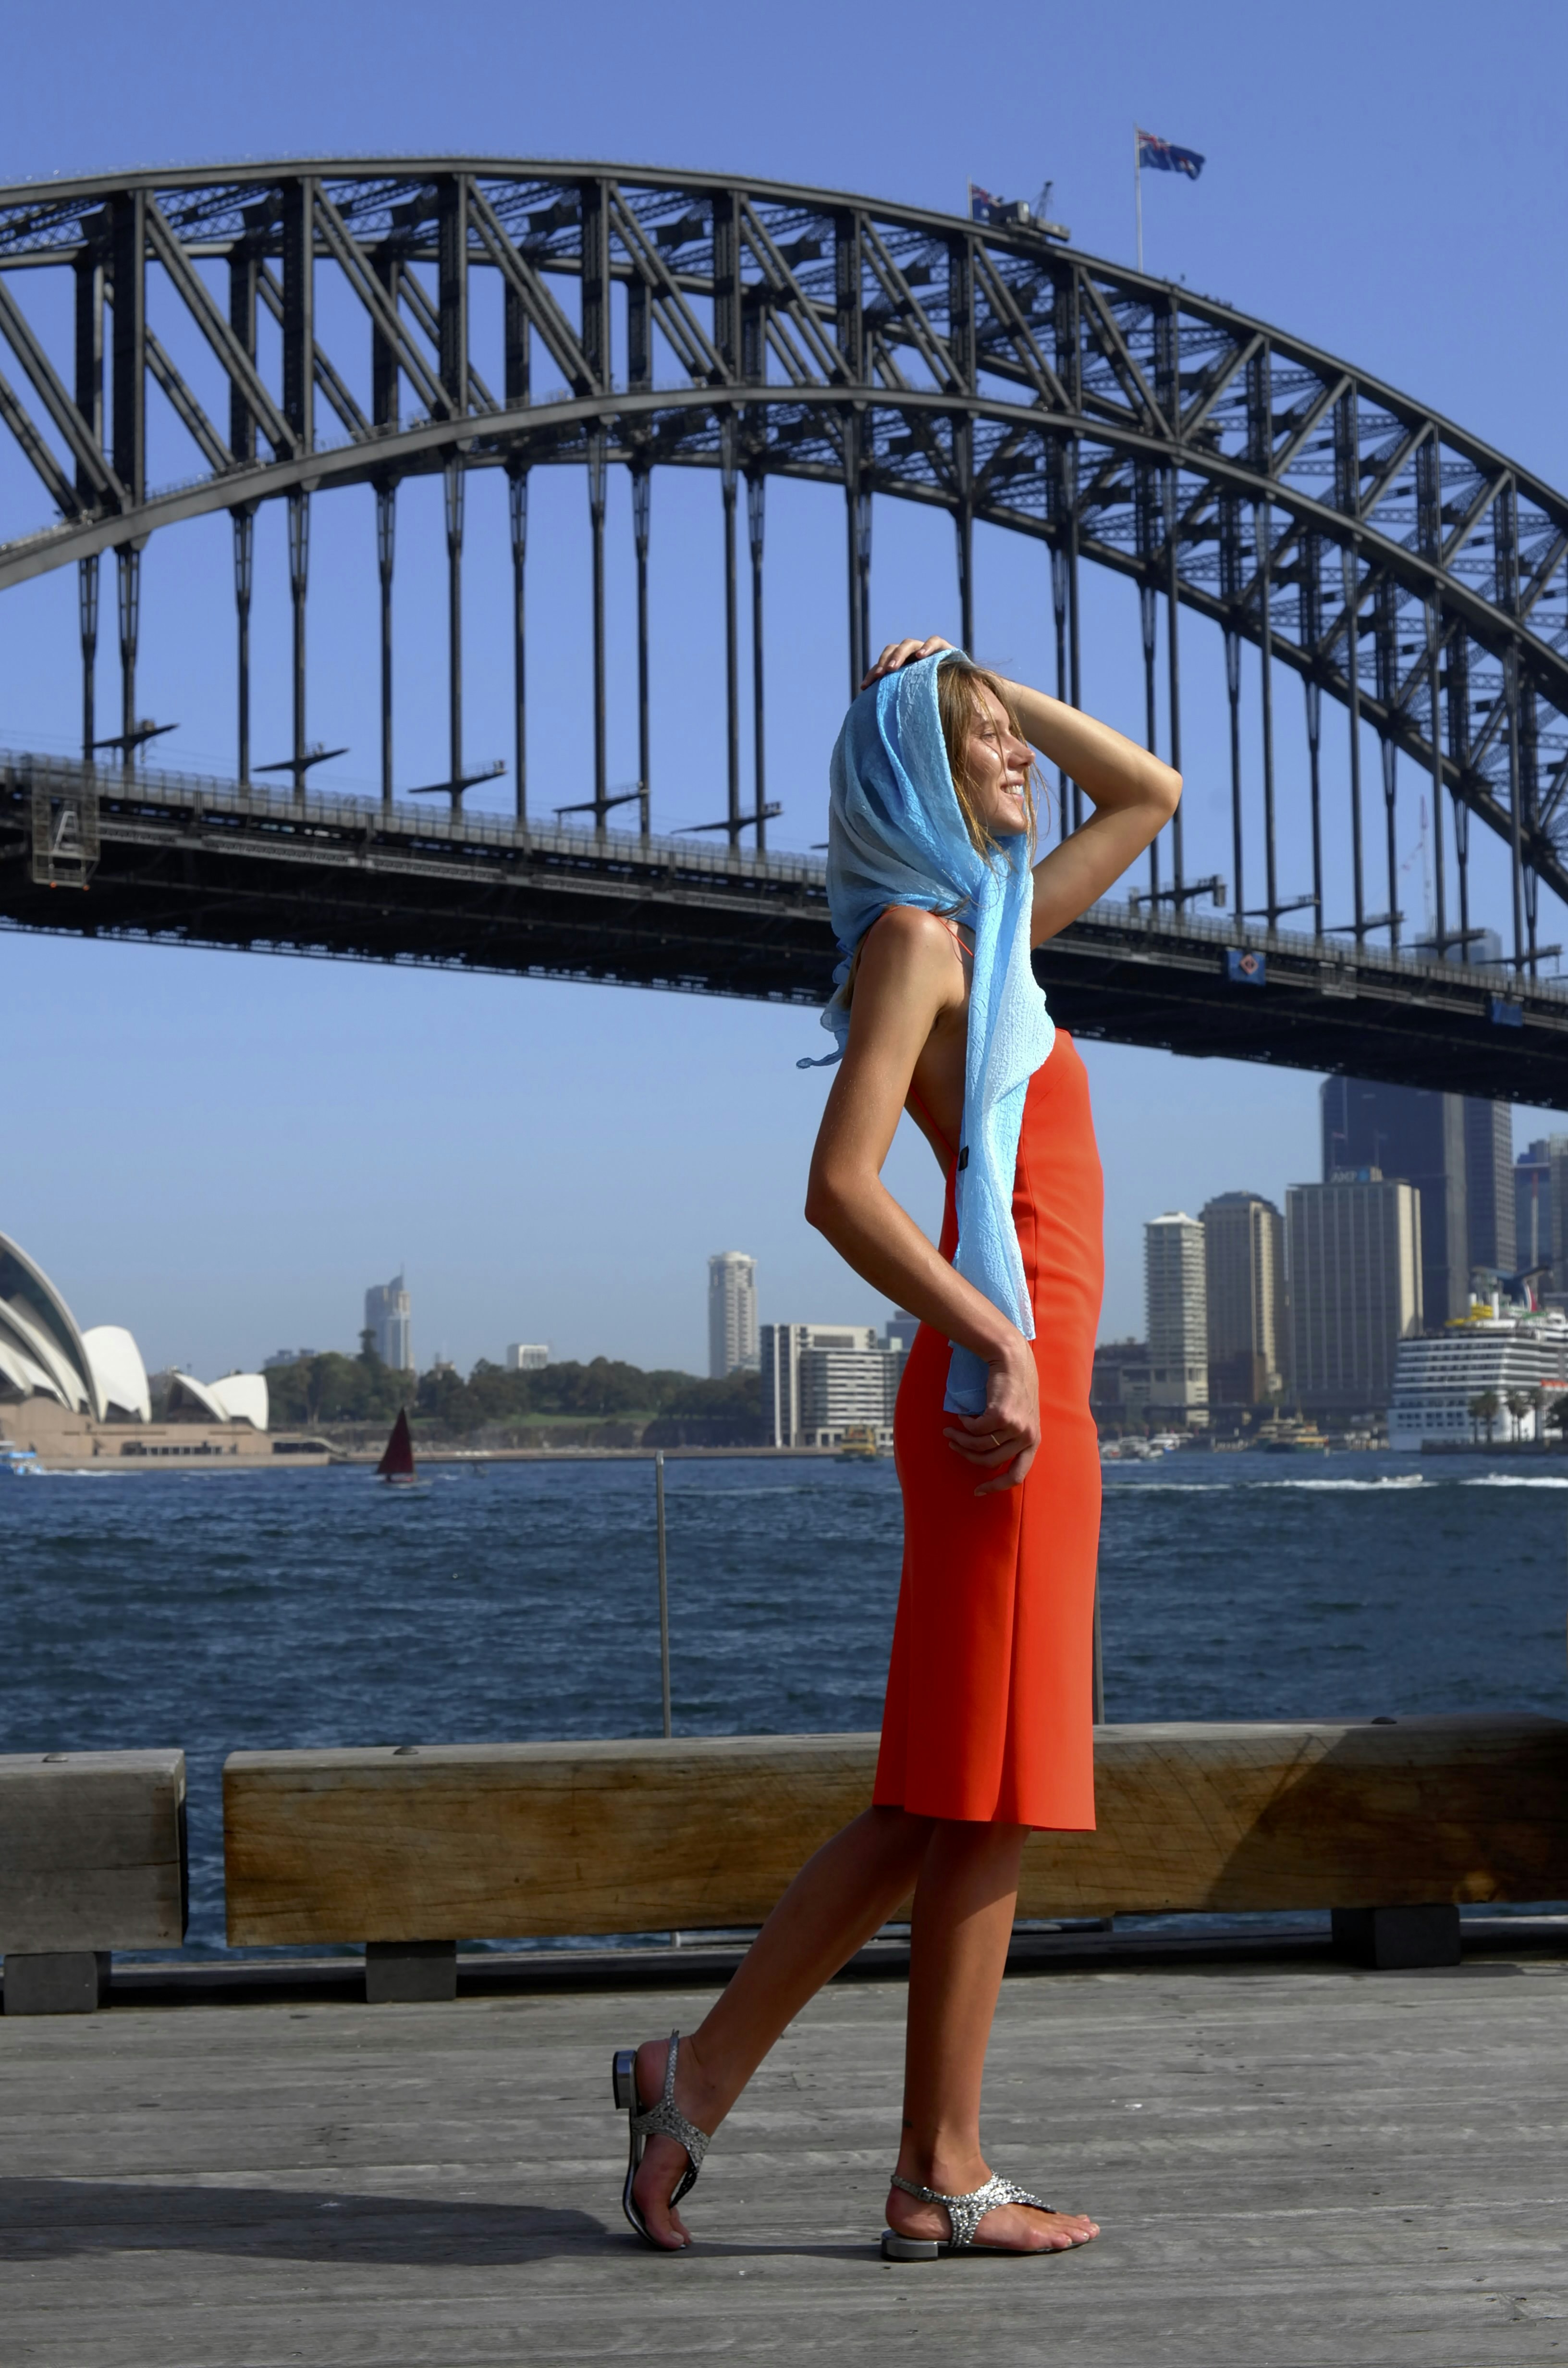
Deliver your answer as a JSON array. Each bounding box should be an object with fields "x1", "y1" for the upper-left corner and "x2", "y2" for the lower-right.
[{"x1": 6, "y1": 1947, "x2": 1568, "y2": 2364}]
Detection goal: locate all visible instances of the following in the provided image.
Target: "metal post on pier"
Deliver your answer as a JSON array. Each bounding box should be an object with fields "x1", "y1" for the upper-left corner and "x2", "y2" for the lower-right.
[{"x1": 655, "y1": 1451, "x2": 672, "y2": 1740}]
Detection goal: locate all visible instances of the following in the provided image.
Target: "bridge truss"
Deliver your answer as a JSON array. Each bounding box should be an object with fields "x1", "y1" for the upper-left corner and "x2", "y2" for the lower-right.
[{"x1": 0, "y1": 158, "x2": 1565, "y2": 1098}]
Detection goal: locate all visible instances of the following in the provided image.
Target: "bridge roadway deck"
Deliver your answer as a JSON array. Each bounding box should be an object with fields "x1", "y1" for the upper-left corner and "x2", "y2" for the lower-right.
[
  {"x1": 7, "y1": 1932, "x2": 1568, "y2": 2365},
  {"x1": 5, "y1": 754, "x2": 1568, "y2": 1099}
]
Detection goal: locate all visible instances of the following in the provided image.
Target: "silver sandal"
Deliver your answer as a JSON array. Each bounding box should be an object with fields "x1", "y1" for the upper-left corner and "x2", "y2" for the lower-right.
[
  {"x1": 882, "y1": 2171, "x2": 1064, "y2": 2260},
  {"x1": 612, "y1": 2030, "x2": 712, "y2": 2248}
]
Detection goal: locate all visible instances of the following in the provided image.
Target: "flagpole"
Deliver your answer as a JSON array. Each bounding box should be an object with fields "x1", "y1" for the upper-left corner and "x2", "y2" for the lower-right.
[{"x1": 1134, "y1": 126, "x2": 1143, "y2": 272}]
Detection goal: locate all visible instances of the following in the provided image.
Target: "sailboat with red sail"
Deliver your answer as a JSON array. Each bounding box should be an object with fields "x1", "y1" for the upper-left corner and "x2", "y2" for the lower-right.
[{"x1": 376, "y1": 1408, "x2": 419, "y2": 1486}]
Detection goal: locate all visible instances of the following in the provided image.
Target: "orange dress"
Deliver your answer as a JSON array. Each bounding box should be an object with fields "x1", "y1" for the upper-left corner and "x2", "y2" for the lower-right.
[{"x1": 873, "y1": 1034, "x2": 1104, "y2": 1830}]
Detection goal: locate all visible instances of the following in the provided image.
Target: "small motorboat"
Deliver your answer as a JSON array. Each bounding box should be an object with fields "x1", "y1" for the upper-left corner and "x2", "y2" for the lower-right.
[{"x1": 375, "y1": 1409, "x2": 426, "y2": 1488}]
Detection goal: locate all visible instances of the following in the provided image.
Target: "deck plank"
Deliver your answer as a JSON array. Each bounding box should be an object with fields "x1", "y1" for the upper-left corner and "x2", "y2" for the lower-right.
[{"x1": 3, "y1": 1957, "x2": 1568, "y2": 2363}]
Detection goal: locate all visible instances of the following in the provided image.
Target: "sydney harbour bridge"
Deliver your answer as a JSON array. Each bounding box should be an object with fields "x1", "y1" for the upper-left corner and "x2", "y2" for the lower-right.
[{"x1": 0, "y1": 156, "x2": 1565, "y2": 1104}]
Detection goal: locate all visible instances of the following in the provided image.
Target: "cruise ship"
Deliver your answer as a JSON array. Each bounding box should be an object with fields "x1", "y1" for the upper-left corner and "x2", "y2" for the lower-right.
[{"x1": 1388, "y1": 1291, "x2": 1568, "y2": 1449}]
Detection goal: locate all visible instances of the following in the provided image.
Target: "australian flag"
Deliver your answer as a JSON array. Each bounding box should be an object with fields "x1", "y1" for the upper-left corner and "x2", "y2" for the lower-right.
[{"x1": 1138, "y1": 130, "x2": 1205, "y2": 180}]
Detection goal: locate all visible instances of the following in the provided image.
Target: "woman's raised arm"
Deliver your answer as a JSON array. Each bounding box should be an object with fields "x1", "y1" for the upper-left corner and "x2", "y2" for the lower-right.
[{"x1": 992, "y1": 677, "x2": 1180, "y2": 944}]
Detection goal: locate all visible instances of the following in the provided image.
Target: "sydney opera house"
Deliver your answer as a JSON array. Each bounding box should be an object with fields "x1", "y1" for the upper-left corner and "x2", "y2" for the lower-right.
[{"x1": 0, "y1": 1228, "x2": 323, "y2": 1467}]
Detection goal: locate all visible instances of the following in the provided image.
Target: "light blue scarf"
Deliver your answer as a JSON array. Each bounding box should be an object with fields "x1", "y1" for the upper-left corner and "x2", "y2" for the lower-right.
[{"x1": 798, "y1": 652, "x2": 1054, "y2": 1416}]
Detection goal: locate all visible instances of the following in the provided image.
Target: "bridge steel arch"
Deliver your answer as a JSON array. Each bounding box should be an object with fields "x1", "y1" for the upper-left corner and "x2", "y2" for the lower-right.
[{"x1": 0, "y1": 158, "x2": 1566, "y2": 1098}]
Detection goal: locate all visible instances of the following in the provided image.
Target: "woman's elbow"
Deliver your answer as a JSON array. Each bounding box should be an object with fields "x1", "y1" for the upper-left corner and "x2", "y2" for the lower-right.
[
  {"x1": 1153, "y1": 764, "x2": 1182, "y2": 820},
  {"x1": 804, "y1": 1167, "x2": 855, "y2": 1240}
]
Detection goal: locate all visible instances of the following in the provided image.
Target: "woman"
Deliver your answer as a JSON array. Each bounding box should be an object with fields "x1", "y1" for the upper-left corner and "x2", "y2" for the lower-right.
[{"x1": 614, "y1": 634, "x2": 1179, "y2": 2258}]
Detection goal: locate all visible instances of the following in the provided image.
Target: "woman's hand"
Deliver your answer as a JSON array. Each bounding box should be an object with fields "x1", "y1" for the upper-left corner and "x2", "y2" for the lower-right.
[
  {"x1": 860, "y1": 634, "x2": 955, "y2": 690},
  {"x1": 942, "y1": 1333, "x2": 1040, "y2": 1495}
]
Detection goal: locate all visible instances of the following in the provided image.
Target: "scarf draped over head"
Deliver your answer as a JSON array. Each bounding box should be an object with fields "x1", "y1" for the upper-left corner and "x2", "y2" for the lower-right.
[{"x1": 798, "y1": 651, "x2": 1055, "y2": 1416}]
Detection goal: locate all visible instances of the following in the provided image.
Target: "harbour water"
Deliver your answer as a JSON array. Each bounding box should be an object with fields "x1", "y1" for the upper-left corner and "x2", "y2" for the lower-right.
[{"x1": 3, "y1": 1451, "x2": 1566, "y2": 1951}]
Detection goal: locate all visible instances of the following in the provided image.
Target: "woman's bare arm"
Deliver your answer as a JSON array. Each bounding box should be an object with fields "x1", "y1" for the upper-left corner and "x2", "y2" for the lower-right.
[
  {"x1": 804, "y1": 906, "x2": 1040, "y2": 1492},
  {"x1": 993, "y1": 678, "x2": 1181, "y2": 944}
]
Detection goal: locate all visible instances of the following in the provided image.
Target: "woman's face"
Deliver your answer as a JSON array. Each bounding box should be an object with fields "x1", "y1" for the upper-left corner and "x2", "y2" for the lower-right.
[{"x1": 962, "y1": 686, "x2": 1032, "y2": 838}]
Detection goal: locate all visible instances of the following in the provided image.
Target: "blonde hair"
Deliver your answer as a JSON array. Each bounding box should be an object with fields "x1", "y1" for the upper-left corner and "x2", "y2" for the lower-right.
[{"x1": 935, "y1": 656, "x2": 1043, "y2": 862}]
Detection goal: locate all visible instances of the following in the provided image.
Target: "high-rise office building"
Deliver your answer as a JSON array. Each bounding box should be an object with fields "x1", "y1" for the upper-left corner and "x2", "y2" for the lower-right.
[
  {"x1": 1515, "y1": 1136, "x2": 1568, "y2": 1289},
  {"x1": 364, "y1": 1272, "x2": 413, "y2": 1371},
  {"x1": 1145, "y1": 1213, "x2": 1208, "y2": 1422},
  {"x1": 1200, "y1": 1192, "x2": 1284, "y2": 1407},
  {"x1": 760, "y1": 1322, "x2": 902, "y2": 1447},
  {"x1": 1321, "y1": 1080, "x2": 1469, "y2": 1324},
  {"x1": 708, "y1": 1252, "x2": 760, "y2": 1378},
  {"x1": 1463, "y1": 1099, "x2": 1515, "y2": 1276},
  {"x1": 1285, "y1": 1176, "x2": 1422, "y2": 1414}
]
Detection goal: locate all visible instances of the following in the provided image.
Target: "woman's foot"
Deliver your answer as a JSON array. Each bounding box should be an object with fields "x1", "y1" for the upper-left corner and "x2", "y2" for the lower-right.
[
  {"x1": 885, "y1": 2165, "x2": 1099, "y2": 2255},
  {"x1": 628, "y1": 2035, "x2": 725, "y2": 2252}
]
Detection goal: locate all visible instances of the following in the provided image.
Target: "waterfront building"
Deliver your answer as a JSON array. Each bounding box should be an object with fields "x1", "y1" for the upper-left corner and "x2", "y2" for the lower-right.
[
  {"x1": 1286, "y1": 1175, "x2": 1422, "y2": 1417},
  {"x1": 364, "y1": 1272, "x2": 413, "y2": 1371},
  {"x1": 0, "y1": 1225, "x2": 284, "y2": 1468},
  {"x1": 1145, "y1": 1213, "x2": 1208, "y2": 1423},
  {"x1": 760, "y1": 1321, "x2": 902, "y2": 1448},
  {"x1": 884, "y1": 1310, "x2": 920, "y2": 1357},
  {"x1": 1200, "y1": 1192, "x2": 1284, "y2": 1407},
  {"x1": 504, "y1": 1343, "x2": 551, "y2": 1371},
  {"x1": 708, "y1": 1251, "x2": 760, "y2": 1379},
  {"x1": 1321, "y1": 1080, "x2": 1469, "y2": 1324},
  {"x1": 1388, "y1": 1297, "x2": 1568, "y2": 1449},
  {"x1": 1464, "y1": 1100, "x2": 1516, "y2": 1276},
  {"x1": 1091, "y1": 1339, "x2": 1152, "y2": 1428}
]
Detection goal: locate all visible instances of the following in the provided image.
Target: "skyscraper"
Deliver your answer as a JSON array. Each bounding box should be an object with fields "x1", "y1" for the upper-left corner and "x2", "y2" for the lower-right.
[
  {"x1": 708, "y1": 1252, "x2": 759, "y2": 1378},
  {"x1": 1321, "y1": 1079, "x2": 1469, "y2": 1324},
  {"x1": 364, "y1": 1272, "x2": 413, "y2": 1371},
  {"x1": 1286, "y1": 1177, "x2": 1421, "y2": 1415},
  {"x1": 1462, "y1": 1099, "x2": 1515, "y2": 1276},
  {"x1": 1514, "y1": 1137, "x2": 1568, "y2": 1283},
  {"x1": 1200, "y1": 1192, "x2": 1284, "y2": 1406},
  {"x1": 1145, "y1": 1213, "x2": 1208, "y2": 1422}
]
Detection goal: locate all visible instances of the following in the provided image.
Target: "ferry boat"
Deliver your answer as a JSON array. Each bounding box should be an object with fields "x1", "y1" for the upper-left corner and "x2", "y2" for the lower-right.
[
  {"x1": 838, "y1": 1422, "x2": 881, "y2": 1461},
  {"x1": 1388, "y1": 1292, "x2": 1568, "y2": 1450},
  {"x1": 0, "y1": 1441, "x2": 45, "y2": 1477}
]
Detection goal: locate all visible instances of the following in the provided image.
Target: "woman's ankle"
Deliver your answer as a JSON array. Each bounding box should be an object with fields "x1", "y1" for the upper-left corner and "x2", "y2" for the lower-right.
[{"x1": 894, "y1": 2135, "x2": 989, "y2": 2195}]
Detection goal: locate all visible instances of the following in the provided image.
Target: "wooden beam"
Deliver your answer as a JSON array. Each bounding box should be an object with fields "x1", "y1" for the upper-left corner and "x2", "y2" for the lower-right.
[
  {"x1": 222, "y1": 1717, "x2": 1568, "y2": 1947},
  {"x1": 0, "y1": 1750, "x2": 186, "y2": 1951}
]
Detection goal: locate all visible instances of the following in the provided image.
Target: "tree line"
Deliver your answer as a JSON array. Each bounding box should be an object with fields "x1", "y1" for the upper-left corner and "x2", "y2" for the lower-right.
[{"x1": 263, "y1": 1336, "x2": 762, "y2": 1434}]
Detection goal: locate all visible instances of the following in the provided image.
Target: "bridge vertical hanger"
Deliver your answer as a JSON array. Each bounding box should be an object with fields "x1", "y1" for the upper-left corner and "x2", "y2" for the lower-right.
[
  {"x1": 287, "y1": 491, "x2": 309, "y2": 805},
  {"x1": 444, "y1": 459, "x2": 466, "y2": 804},
  {"x1": 228, "y1": 239, "x2": 259, "y2": 788},
  {"x1": 1054, "y1": 268, "x2": 1084, "y2": 830},
  {"x1": 1155, "y1": 296, "x2": 1184, "y2": 895},
  {"x1": 1299, "y1": 534, "x2": 1325, "y2": 934},
  {"x1": 747, "y1": 469, "x2": 767, "y2": 853},
  {"x1": 628, "y1": 268, "x2": 651, "y2": 839},
  {"x1": 376, "y1": 487, "x2": 395, "y2": 808},
  {"x1": 232, "y1": 506, "x2": 254, "y2": 787},
  {"x1": 1220, "y1": 492, "x2": 1244, "y2": 920},
  {"x1": 580, "y1": 180, "x2": 611, "y2": 834},
  {"x1": 1135, "y1": 462, "x2": 1160, "y2": 903},
  {"x1": 1374, "y1": 578, "x2": 1401, "y2": 945},
  {"x1": 949, "y1": 236, "x2": 976, "y2": 654},
  {"x1": 282, "y1": 179, "x2": 314, "y2": 805},
  {"x1": 1446, "y1": 628, "x2": 1472, "y2": 954},
  {"x1": 1333, "y1": 386, "x2": 1366, "y2": 941},
  {"x1": 835, "y1": 211, "x2": 865, "y2": 698},
  {"x1": 1049, "y1": 490, "x2": 1069, "y2": 842},
  {"x1": 1415, "y1": 440, "x2": 1447, "y2": 956},
  {"x1": 73, "y1": 248, "x2": 104, "y2": 762},
  {"x1": 1495, "y1": 480, "x2": 1527, "y2": 972},
  {"x1": 504, "y1": 282, "x2": 530, "y2": 825},
  {"x1": 1248, "y1": 345, "x2": 1278, "y2": 926},
  {"x1": 440, "y1": 176, "x2": 469, "y2": 808},
  {"x1": 110, "y1": 189, "x2": 146, "y2": 759},
  {"x1": 720, "y1": 415, "x2": 741, "y2": 848},
  {"x1": 372, "y1": 240, "x2": 400, "y2": 810}
]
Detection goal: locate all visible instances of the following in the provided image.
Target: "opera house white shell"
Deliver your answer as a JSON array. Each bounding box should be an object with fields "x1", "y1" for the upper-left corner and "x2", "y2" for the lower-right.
[{"x1": 0, "y1": 1229, "x2": 267, "y2": 1430}]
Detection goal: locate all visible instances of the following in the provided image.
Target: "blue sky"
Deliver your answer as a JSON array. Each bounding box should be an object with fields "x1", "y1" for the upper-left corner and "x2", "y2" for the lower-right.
[{"x1": 2, "y1": 0, "x2": 1564, "y2": 1375}]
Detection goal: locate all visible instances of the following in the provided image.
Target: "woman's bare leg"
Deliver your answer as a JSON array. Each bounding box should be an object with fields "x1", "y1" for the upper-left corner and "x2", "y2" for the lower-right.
[
  {"x1": 630, "y1": 1805, "x2": 932, "y2": 2247},
  {"x1": 883, "y1": 1821, "x2": 1099, "y2": 2254}
]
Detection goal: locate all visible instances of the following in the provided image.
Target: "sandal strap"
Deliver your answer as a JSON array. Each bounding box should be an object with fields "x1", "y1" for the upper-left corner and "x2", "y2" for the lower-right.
[
  {"x1": 631, "y1": 2029, "x2": 710, "y2": 2175},
  {"x1": 889, "y1": 2171, "x2": 1054, "y2": 2250}
]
